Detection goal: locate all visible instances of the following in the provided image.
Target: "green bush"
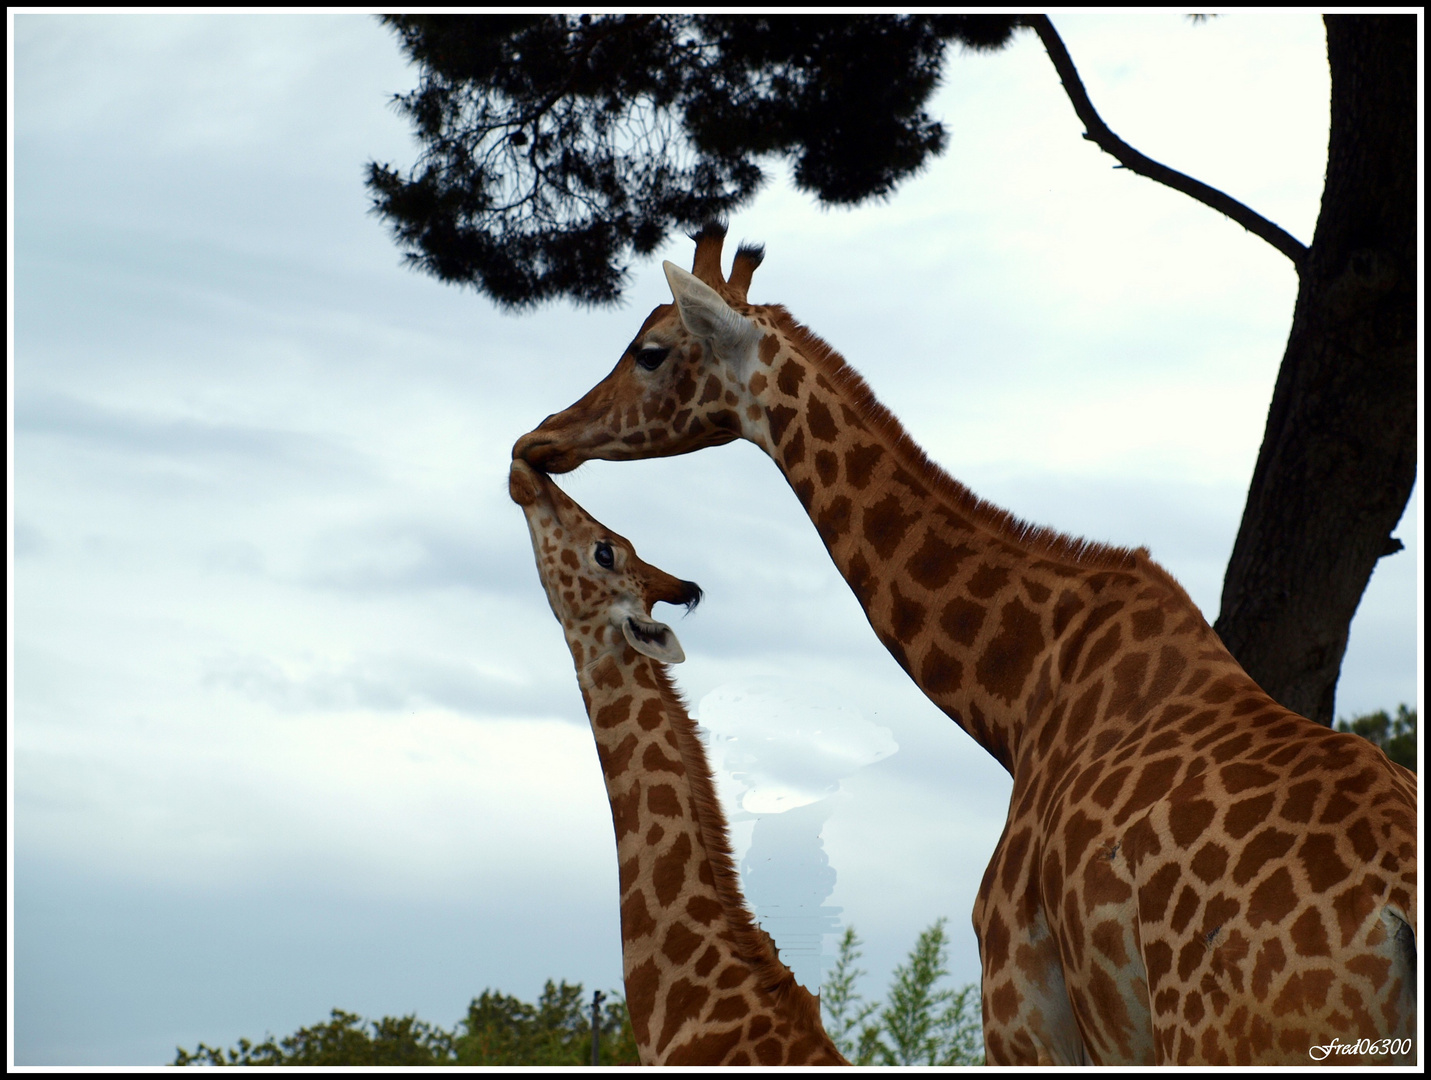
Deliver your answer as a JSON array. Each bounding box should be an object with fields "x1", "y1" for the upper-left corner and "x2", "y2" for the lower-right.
[
  {"x1": 175, "y1": 923, "x2": 988, "y2": 1066},
  {"x1": 174, "y1": 980, "x2": 637, "y2": 1066},
  {"x1": 822, "y1": 919, "x2": 983, "y2": 1065}
]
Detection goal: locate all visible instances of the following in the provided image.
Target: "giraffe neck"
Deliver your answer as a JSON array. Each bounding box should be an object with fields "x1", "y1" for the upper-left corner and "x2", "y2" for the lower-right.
[
  {"x1": 743, "y1": 314, "x2": 1234, "y2": 776},
  {"x1": 573, "y1": 640, "x2": 834, "y2": 1065}
]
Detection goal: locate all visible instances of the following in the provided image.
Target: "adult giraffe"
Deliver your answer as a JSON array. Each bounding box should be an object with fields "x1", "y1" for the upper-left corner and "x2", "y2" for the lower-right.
[
  {"x1": 510, "y1": 457, "x2": 847, "y2": 1066},
  {"x1": 513, "y1": 224, "x2": 1417, "y2": 1065}
]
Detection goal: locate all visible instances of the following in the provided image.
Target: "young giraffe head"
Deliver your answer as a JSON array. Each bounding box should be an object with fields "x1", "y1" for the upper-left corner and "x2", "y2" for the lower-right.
[
  {"x1": 514, "y1": 221, "x2": 776, "y2": 473},
  {"x1": 510, "y1": 458, "x2": 702, "y2": 668}
]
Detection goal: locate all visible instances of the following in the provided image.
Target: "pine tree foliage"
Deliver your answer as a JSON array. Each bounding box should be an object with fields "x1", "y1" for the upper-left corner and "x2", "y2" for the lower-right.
[
  {"x1": 366, "y1": 14, "x2": 1019, "y2": 307},
  {"x1": 1335, "y1": 704, "x2": 1417, "y2": 772}
]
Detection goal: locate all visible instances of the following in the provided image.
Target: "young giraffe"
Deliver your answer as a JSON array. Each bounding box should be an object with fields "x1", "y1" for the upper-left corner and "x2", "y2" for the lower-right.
[
  {"x1": 513, "y1": 225, "x2": 1417, "y2": 1066},
  {"x1": 509, "y1": 458, "x2": 848, "y2": 1067}
]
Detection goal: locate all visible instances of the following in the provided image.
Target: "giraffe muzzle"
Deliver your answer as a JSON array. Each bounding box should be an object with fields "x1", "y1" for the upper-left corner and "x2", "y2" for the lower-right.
[
  {"x1": 512, "y1": 430, "x2": 559, "y2": 469},
  {"x1": 507, "y1": 458, "x2": 549, "y2": 508}
]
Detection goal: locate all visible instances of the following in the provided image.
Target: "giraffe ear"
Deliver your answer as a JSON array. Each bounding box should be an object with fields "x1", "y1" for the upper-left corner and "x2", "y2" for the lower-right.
[
  {"x1": 663, "y1": 261, "x2": 761, "y2": 362},
  {"x1": 621, "y1": 613, "x2": 686, "y2": 664}
]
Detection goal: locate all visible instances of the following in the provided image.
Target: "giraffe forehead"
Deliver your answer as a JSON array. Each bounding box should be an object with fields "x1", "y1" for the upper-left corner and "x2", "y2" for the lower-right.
[
  {"x1": 626, "y1": 303, "x2": 685, "y2": 351},
  {"x1": 636, "y1": 318, "x2": 685, "y2": 348},
  {"x1": 526, "y1": 487, "x2": 604, "y2": 549}
]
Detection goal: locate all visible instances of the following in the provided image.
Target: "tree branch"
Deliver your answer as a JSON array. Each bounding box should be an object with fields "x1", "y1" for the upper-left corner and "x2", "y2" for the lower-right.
[{"x1": 1027, "y1": 14, "x2": 1308, "y2": 270}]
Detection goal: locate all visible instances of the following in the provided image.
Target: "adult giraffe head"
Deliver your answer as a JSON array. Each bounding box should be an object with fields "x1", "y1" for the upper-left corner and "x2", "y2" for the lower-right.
[{"x1": 513, "y1": 222, "x2": 777, "y2": 473}]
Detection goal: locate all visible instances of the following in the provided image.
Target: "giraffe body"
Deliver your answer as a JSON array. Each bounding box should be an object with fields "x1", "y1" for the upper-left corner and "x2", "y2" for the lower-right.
[
  {"x1": 513, "y1": 225, "x2": 1418, "y2": 1065},
  {"x1": 510, "y1": 458, "x2": 847, "y2": 1067}
]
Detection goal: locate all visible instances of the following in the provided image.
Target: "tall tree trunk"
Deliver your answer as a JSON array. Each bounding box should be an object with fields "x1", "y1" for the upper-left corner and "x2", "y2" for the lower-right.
[{"x1": 1213, "y1": 15, "x2": 1417, "y2": 726}]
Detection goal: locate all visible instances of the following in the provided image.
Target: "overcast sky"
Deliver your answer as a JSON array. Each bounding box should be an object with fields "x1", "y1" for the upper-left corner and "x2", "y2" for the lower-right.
[{"x1": 10, "y1": 11, "x2": 1421, "y2": 1067}]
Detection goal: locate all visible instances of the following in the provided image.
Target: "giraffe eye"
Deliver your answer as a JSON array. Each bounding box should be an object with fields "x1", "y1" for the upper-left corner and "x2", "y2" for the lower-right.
[
  {"x1": 593, "y1": 541, "x2": 615, "y2": 569},
  {"x1": 635, "y1": 346, "x2": 669, "y2": 371}
]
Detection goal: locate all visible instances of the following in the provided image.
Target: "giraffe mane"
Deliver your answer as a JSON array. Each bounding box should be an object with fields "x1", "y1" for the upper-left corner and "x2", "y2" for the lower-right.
[
  {"x1": 765, "y1": 305, "x2": 1199, "y2": 603},
  {"x1": 647, "y1": 660, "x2": 828, "y2": 1030}
]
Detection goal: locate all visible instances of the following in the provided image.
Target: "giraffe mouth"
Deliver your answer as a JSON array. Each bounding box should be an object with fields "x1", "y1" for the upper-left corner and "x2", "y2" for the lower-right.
[
  {"x1": 507, "y1": 459, "x2": 548, "y2": 507},
  {"x1": 512, "y1": 431, "x2": 575, "y2": 473}
]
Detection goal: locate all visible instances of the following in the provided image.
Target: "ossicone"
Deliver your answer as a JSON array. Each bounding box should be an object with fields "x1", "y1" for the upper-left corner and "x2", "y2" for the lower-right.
[
  {"x1": 728, "y1": 242, "x2": 765, "y2": 302},
  {"x1": 689, "y1": 220, "x2": 729, "y2": 287}
]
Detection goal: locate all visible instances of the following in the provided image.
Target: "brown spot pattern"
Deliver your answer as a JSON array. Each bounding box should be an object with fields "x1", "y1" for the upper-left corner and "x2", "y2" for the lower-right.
[
  {"x1": 766, "y1": 404, "x2": 796, "y2": 446},
  {"x1": 807, "y1": 397, "x2": 838, "y2": 442},
  {"x1": 775, "y1": 357, "x2": 806, "y2": 397},
  {"x1": 862, "y1": 494, "x2": 917, "y2": 558},
  {"x1": 844, "y1": 443, "x2": 884, "y2": 489},
  {"x1": 940, "y1": 596, "x2": 987, "y2": 646},
  {"x1": 908, "y1": 530, "x2": 974, "y2": 591},
  {"x1": 976, "y1": 597, "x2": 1043, "y2": 703}
]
